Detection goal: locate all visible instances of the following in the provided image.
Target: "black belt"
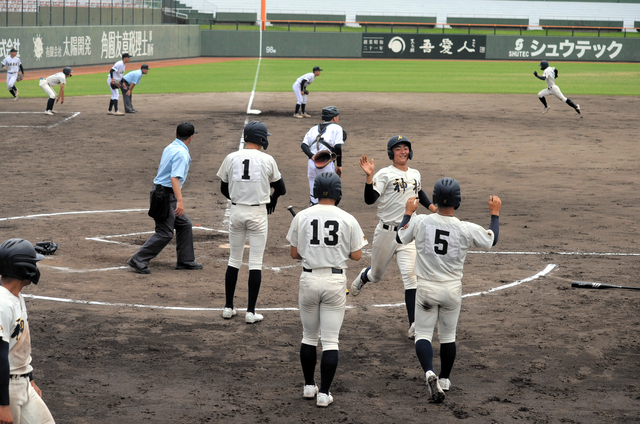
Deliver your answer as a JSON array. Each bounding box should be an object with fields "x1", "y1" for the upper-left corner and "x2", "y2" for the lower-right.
[
  {"x1": 232, "y1": 202, "x2": 261, "y2": 206},
  {"x1": 10, "y1": 372, "x2": 31, "y2": 380},
  {"x1": 303, "y1": 267, "x2": 343, "y2": 274},
  {"x1": 382, "y1": 224, "x2": 398, "y2": 231},
  {"x1": 154, "y1": 184, "x2": 173, "y2": 194}
]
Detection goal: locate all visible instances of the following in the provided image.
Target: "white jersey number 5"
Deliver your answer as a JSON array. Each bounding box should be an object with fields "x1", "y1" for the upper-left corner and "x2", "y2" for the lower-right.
[{"x1": 425, "y1": 225, "x2": 460, "y2": 259}]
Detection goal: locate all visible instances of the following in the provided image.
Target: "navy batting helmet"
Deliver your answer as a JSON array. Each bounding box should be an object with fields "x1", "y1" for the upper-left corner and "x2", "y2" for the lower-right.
[
  {"x1": 244, "y1": 121, "x2": 271, "y2": 150},
  {"x1": 0, "y1": 238, "x2": 45, "y2": 284},
  {"x1": 387, "y1": 135, "x2": 413, "y2": 160},
  {"x1": 63, "y1": 67, "x2": 73, "y2": 76},
  {"x1": 539, "y1": 60, "x2": 549, "y2": 70},
  {"x1": 313, "y1": 172, "x2": 342, "y2": 206},
  {"x1": 321, "y1": 106, "x2": 339, "y2": 121},
  {"x1": 433, "y1": 177, "x2": 461, "y2": 210}
]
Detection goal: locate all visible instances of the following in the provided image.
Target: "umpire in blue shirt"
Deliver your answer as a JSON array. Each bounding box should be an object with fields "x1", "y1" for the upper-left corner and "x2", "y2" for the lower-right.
[
  {"x1": 127, "y1": 122, "x2": 203, "y2": 274},
  {"x1": 121, "y1": 64, "x2": 148, "y2": 113}
]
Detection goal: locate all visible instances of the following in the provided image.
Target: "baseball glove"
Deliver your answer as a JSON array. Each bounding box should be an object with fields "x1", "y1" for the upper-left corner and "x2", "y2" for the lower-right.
[
  {"x1": 16, "y1": 74, "x2": 24, "y2": 82},
  {"x1": 110, "y1": 81, "x2": 120, "y2": 89},
  {"x1": 303, "y1": 89, "x2": 310, "y2": 95},
  {"x1": 312, "y1": 150, "x2": 337, "y2": 169},
  {"x1": 35, "y1": 240, "x2": 59, "y2": 255}
]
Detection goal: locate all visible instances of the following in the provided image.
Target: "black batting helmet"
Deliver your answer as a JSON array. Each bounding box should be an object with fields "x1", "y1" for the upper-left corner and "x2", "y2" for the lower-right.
[
  {"x1": 0, "y1": 238, "x2": 45, "y2": 284},
  {"x1": 321, "y1": 106, "x2": 339, "y2": 121},
  {"x1": 539, "y1": 60, "x2": 549, "y2": 70},
  {"x1": 313, "y1": 172, "x2": 342, "y2": 206},
  {"x1": 63, "y1": 67, "x2": 73, "y2": 76},
  {"x1": 244, "y1": 121, "x2": 271, "y2": 150},
  {"x1": 433, "y1": 177, "x2": 461, "y2": 210},
  {"x1": 387, "y1": 135, "x2": 413, "y2": 160}
]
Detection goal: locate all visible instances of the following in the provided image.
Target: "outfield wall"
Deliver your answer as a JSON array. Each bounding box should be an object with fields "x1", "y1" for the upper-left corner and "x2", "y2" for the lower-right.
[
  {"x1": 0, "y1": 25, "x2": 200, "y2": 69},
  {"x1": 200, "y1": 31, "x2": 640, "y2": 62}
]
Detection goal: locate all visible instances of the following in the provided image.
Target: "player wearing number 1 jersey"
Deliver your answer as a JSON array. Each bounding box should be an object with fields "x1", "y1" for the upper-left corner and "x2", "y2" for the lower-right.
[
  {"x1": 396, "y1": 178, "x2": 501, "y2": 403},
  {"x1": 287, "y1": 173, "x2": 367, "y2": 407},
  {"x1": 217, "y1": 121, "x2": 286, "y2": 324}
]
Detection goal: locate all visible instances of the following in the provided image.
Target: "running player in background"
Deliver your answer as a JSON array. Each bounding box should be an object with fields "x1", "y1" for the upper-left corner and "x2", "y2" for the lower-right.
[{"x1": 534, "y1": 60, "x2": 581, "y2": 116}]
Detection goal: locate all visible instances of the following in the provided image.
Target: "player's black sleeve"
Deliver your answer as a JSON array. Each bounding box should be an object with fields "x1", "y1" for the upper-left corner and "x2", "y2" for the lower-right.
[
  {"x1": 220, "y1": 181, "x2": 230, "y2": 200},
  {"x1": 364, "y1": 183, "x2": 380, "y2": 205},
  {"x1": 0, "y1": 339, "x2": 10, "y2": 406},
  {"x1": 534, "y1": 73, "x2": 546, "y2": 81},
  {"x1": 396, "y1": 215, "x2": 412, "y2": 244},
  {"x1": 418, "y1": 190, "x2": 432, "y2": 208},
  {"x1": 300, "y1": 79, "x2": 308, "y2": 92},
  {"x1": 110, "y1": 69, "x2": 115, "y2": 78},
  {"x1": 270, "y1": 178, "x2": 287, "y2": 197},
  {"x1": 301, "y1": 143, "x2": 313, "y2": 159},
  {"x1": 19, "y1": 64, "x2": 24, "y2": 74},
  {"x1": 334, "y1": 144, "x2": 343, "y2": 167},
  {"x1": 489, "y1": 215, "x2": 499, "y2": 246}
]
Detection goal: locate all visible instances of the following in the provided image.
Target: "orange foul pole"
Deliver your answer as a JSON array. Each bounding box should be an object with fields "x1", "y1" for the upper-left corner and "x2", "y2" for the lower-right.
[{"x1": 261, "y1": 0, "x2": 266, "y2": 31}]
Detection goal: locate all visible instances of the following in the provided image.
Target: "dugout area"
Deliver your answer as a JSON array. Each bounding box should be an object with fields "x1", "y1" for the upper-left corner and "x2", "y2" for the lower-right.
[{"x1": 1, "y1": 91, "x2": 639, "y2": 423}]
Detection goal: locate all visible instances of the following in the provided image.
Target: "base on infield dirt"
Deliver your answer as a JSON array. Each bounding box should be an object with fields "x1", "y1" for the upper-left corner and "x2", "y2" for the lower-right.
[{"x1": 247, "y1": 109, "x2": 261, "y2": 115}]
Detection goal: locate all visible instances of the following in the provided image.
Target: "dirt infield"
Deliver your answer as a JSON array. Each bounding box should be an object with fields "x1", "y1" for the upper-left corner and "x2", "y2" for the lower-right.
[{"x1": 1, "y1": 92, "x2": 639, "y2": 423}]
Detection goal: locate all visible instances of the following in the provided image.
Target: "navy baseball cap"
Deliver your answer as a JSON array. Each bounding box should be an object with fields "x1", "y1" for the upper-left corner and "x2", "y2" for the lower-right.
[
  {"x1": 9, "y1": 48, "x2": 17, "y2": 53},
  {"x1": 141, "y1": 64, "x2": 149, "y2": 70},
  {"x1": 122, "y1": 53, "x2": 131, "y2": 58},
  {"x1": 177, "y1": 122, "x2": 196, "y2": 138},
  {"x1": 313, "y1": 66, "x2": 323, "y2": 72}
]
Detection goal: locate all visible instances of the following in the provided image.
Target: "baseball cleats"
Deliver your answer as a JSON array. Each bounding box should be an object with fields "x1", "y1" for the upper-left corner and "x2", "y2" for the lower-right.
[
  {"x1": 107, "y1": 110, "x2": 114, "y2": 115},
  {"x1": 316, "y1": 392, "x2": 333, "y2": 407},
  {"x1": 113, "y1": 111, "x2": 125, "y2": 116},
  {"x1": 576, "y1": 105, "x2": 582, "y2": 117},
  {"x1": 222, "y1": 307, "x2": 237, "y2": 319},
  {"x1": 426, "y1": 370, "x2": 445, "y2": 403},
  {"x1": 439, "y1": 378, "x2": 451, "y2": 392},
  {"x1": 542, "y1": 106, "x2": 551, "y2": 114},
  {"x1": 175, "y1": 260, "x2": 203, "y2": 270},
  {"x1": 293, "y1": 113, "x2": 304, "y2": 119},
  {"x1": 408, "y1": 322, "x2": 416, "y2": 340},
  {"x1": 350, "y1": 268, "x2": 367, "y2": 297},
  {"x1": 302, "y1": 113, "x2": 312, "y2": 118},
  {"x1": 51, "y1": 110, "x2": 59, "y2": 114},
  {"x1": 303, "y1": 384, "x2": 319, "y2": 399},
  {"x1": 245, "y1": 312, "x2": 264, "y2": 324},
  {"x1": 13, "y1": 88, "x2": 19, "y2": 101},
  {"x1": 126, "y1": 256, "x2": 150, "y2": 274},
  {"x1": 44, "y1": 110, "x2": 53, "y2": 116}
]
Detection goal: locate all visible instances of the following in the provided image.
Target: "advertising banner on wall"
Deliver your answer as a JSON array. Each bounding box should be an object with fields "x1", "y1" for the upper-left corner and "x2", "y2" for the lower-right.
[
  {"x1": 486, "y1": 35, "x2": 640, "y2": 62},
  {"x1": 362, "y1": 34, "x2": 486, "y2": 59},
  {"x1": 0, "y1": 25, "x2": 200, "y2": 69}
]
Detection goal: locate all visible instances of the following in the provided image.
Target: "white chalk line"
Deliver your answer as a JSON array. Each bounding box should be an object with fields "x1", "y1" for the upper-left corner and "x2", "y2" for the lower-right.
[
  {"x1": 0, "y1": 111, "x2": 81, "y2": 128},
  {"x1": 24, "y1": 264, "x2": 557, "y2": 311},
  {"x1": 0, "y1": 208, "x2": 146, "y2": 222}
]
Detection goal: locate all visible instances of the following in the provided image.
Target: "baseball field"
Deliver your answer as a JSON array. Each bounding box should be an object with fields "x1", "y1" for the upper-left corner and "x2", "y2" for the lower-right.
[{"x1": 1, "y1": 58, "x2": 640, "y2": 423}]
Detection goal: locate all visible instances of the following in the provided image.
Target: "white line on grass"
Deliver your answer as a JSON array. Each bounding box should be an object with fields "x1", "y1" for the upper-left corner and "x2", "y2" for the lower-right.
[{"x1": 23, "y1": 264, "x2": 557, "y2": 311}]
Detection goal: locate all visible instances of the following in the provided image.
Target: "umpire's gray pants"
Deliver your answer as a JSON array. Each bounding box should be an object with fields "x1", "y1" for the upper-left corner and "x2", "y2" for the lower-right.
[
  {"x1": 120, "y1": 82, "x2": 134, "y2": 112},
  {"x1": 133, "y1": 193, "x2": 195, "y2": 265}
]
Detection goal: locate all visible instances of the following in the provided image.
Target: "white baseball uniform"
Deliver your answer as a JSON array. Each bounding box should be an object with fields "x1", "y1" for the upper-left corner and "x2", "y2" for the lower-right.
[
  {"x1": 302, "y1": 123, "x2": 344, "y2": 204},
  {"x1": 1, "y1": 55, "x2": 21, "y2": 91},
  {"x1": 365, "y1": 165, "x2": 423, "y2": 290},
  {"x1": 0, "y1": 286, "x2": 55, "y2": 423},
  {"x1": 287, "y1": 204, "x2": 367, "y2": 350},
  {"x1": 537, "y1": 67, "x2": 567, "y2": 102},
  {"x1": 107, "y1": 59, "x2": 126, "y2": 100},
  {"x1": 217, "y1": 148, "x2": 282, "y2": 270},
  {"x1": 39, "y1": 72, "x2": 66, "y2": 99},
  {"x1": 397, "y1": 213, "x2": 495, "y2": 343},
  {"x1": 292, "y1": 72, "x2": 316, "y2": 105}
]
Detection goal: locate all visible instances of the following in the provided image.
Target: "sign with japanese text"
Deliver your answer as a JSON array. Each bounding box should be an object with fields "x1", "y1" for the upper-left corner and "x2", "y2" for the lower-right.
[
  {"x1": 362, "y1": 34, "x2": 486, "y2": 59},
  {"x1": 486, "y1": 35, "x2": 640, "y2": 62}
]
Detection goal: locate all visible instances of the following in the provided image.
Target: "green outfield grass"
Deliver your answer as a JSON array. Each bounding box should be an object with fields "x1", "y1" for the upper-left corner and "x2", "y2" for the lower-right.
[{"x1": 4, "y1": 59, "x2": 639, "y2": 99}]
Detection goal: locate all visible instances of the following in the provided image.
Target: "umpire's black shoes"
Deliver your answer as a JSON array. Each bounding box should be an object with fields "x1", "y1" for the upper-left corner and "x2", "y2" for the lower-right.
[
  {"x1": 175, "y1": 260, "x2": 203, "y2": 270},
  {"x1": 127, "y1": 256, "x2": 150, "y2": 274}
]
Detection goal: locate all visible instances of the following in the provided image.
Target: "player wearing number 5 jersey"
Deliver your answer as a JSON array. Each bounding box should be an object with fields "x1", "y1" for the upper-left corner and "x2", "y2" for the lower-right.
[
  {"x1": 217, "y1": 121, "x2": 286, "y2": 324},
  {"x1": 287, "y1": 173, "x2": 367, "y2": 407},
  {"x1": 350, "y1": 136, "x2": 437, "y2": 339},
  {"x1": 396, "y1": 178, "x2": 501, "y2": 403}
]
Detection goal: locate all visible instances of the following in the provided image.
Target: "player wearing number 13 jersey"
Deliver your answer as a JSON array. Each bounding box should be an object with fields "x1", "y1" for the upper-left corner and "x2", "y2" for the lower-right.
[
  {"x1": 396, "y1": 177, "x2": 501, "y2": 403},
  {"x1": 287, "y1": 173, "x2": 367, "y2": 407},
  {"x1": 217, "y1": 121, "x2": 286, "y2": 324}
]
